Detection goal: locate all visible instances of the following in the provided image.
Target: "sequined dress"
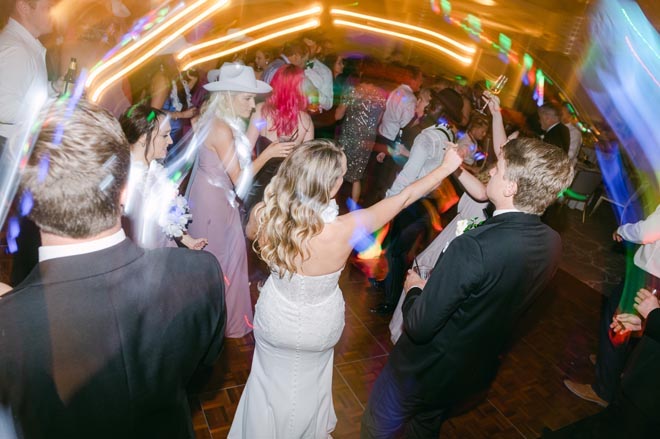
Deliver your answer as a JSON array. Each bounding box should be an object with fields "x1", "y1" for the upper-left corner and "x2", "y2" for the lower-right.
[
  {"x1": 337, "y1": 83, "x2": 387, "y2": 182},
  {"x1": 229, "y1": 202, "x2": 345, "y2": 439}
]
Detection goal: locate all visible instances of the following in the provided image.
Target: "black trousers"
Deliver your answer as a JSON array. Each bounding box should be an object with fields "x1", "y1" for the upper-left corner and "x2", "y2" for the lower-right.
[
  {"x1": 593, "y1": 264, "x2": 659, "y2": 401},
  {"x1": 383, "y1": 200, "x2": 432, "y2": 306},
  {"x1": 361, "y1": 363, "x2": 448, "y2": 439}
]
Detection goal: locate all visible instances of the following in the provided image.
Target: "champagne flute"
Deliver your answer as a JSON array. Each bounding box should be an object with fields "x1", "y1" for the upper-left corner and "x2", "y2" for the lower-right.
[{"x1": 477, "y1": 75, "x2": 508, "y2": 115}]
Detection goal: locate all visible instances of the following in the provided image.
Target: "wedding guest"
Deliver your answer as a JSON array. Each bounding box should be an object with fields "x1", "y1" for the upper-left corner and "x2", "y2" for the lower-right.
[
  {"x1": 564, "y1": 203, "x2": 660, "y2": 407},
  {"x1": 457, "y1": 114, "x2": 489, "y2": 166},
  {"x1": 119, "y1": 105, "x2": 207, "y2": 250},
  {"x1": 543, "y1": 288, "x2": 660, "y2": 438},
  {"x1": 362, "y1": 132, "x2": 574, "y2": 437},
  {"x1": 0, "y1": 99, "x2": 225, "y2": 438},
  {"x1": 1, "y1": 0, "x2": 56, "y2": 286},
  {"x1": 560, "y1": 102, "x2": 583, "y2": 165},
  {"x1": 253, "y1": 47, "x2": 274, "y2": 81},
  {"x1": 365, "y1": 65, "x2": 424, "y2": 206},
  {"x1": 335, "y1": 73, "x2": 387, "y2": 203},
  {"x1": 372, "y1": 88, "x2": 468, "y2": 316},
  {"x1": 229, "y1": 139, "x2": 464, "y2": 438},
  {"x1": 301, "y1": 31, "x2": 334, "y2": 112},
  {"x1": 261, "y1": 40, "x2": 308, "y2": 84},
  {"x1": 146, "y1": 56, "x2": 198, "y2": 144},
  {"x1": 538, "y1": 102, "x2": 570, "y2": 153},
  {"x1": 187, "y1": 63, "x2": 291, "y2": 338},
  {"x1": 244, "y1": 64, "x2": 312, "y2": 216}
]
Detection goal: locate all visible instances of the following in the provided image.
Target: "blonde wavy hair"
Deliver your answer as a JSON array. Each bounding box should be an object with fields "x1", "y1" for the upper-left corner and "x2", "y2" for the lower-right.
[{"x1": 254, "y1": 139, "x2": 345, "y2": 275}]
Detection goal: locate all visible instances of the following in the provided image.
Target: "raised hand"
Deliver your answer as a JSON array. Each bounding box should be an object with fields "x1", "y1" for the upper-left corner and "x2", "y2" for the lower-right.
[
  {"x1": 441, "y1": 143, "x2": 465, "y2": 172},
  {"x1": 482, "y1": 90, "x2": 501, "y2": 115}
]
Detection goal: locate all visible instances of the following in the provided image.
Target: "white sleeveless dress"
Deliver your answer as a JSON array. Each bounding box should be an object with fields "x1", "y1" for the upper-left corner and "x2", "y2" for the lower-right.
[{"x1": 229, "y1": 201, "x2": 345, "y2": 439}]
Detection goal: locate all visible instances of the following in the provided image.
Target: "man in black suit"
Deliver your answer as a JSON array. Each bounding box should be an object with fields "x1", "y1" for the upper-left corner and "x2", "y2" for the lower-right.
[
  {"x1": 539, "y1": 102, "x2": 571, "y2": 153},
  {"x1": 361, "y1": 137, "x2": 574, "y2": 438},
  {"x1": 0, "y1": 100, "x2": 226, "y2": 438}
]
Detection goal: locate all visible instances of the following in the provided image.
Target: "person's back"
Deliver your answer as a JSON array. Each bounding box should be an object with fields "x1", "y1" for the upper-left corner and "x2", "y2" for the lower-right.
[
  {"x1": 390, "y1": 212, "x2": 561, "y2": 400},
  {"x1": 1, "y1": 245, "x2": 224, "y2": 438},
  {"x1": 0, "y1": 99, "x2": 225, "y2": 438}
]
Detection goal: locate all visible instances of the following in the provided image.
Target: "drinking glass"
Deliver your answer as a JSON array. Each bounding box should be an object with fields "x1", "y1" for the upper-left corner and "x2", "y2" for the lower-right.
[{"x1": 477, "y1": 75, "x2": 508, "y2": 115}]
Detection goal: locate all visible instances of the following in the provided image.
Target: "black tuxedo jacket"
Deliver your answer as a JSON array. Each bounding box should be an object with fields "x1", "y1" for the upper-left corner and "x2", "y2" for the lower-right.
[
  {"x1": 390, "y1": 212, "x2": 561, "y2": 405},
  {"x1": 0, "y1": 239, "x2": 226, "y2": 438},
  {"x1": 543, "y1": 123, "x2": 571, "y2": 153}
]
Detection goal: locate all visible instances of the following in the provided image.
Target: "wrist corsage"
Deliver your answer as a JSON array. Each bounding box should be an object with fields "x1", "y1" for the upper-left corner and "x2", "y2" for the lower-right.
[
  {"x1": 456, "y1": 217, "x2": 484, "y2": 237},
  {"x1": 160, "y1": 195, "x2": 192, "y2": 238}
]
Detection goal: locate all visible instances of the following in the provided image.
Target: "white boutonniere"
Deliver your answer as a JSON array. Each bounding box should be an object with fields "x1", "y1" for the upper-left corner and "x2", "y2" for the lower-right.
[{"x1": 455, "y1": 217, "x2": 485, "y2": 236}]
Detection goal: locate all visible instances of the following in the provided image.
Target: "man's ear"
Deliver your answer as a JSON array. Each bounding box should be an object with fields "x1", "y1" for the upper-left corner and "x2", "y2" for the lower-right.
[{"x1": 504, "y1": 180, "x2": 517, "y2": 198}]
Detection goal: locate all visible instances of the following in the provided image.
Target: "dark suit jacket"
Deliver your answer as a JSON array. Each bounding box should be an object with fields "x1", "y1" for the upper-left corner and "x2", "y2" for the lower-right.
[
  {"x1": 543, "y1": 123, "x2": 571, "y2": 154},
  {"x1": 0, "y1": 239, "x2": 226, "y2": 438},
  {"x1": 390, "y1": 212, "x2": 561, "y2": 405}
]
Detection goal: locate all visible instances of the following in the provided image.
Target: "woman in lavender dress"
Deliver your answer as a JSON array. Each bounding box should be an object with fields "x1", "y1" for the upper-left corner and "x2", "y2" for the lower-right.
[{"x1": 187, "y1": 63, "x2": 293, "y2": 338}]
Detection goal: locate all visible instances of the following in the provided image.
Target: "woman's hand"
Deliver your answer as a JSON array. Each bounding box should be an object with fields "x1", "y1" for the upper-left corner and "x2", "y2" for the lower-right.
[
  {"x1": 634, "y1": 288, "x2": 660, "y2": 319},
  {"x1": 181, "y1": 234, "x2": 208, "y2": 250},
  {"x1": 610, "y1": 313, "x2": 642, "y2": 334},
  {"x1": 264, "y1": 141, "x2": 296, "y2": 160},
  {"x1": 612, "y1": 230, "x2": 623, "y2": 242},
  {"x1": 180, "y1": 107, "x2": 198, "y2": 119}
]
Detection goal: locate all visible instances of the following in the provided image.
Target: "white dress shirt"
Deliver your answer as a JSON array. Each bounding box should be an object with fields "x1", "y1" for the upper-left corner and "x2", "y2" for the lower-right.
[
  {"x1": 617, "y1": 204, "x2": 660, "y2": 278},
  {"x1": 39, "y1": 229, "x2": 126, "y2": 262},
  {"x1": 378, "y1": 84, "x2": 416, "y2": 142},
  {"x1": 0, "y1": 18, "x2": 50, "y2": 139},
  {"x1": 386, "y1": 123, "x2": 455, "y2": 198},
  {"x1": 564, "y1": 122, "x2": 583, "y2": 165},
  {"x1": 304, "y1": 58, "x2": 334, "y2": 111}
]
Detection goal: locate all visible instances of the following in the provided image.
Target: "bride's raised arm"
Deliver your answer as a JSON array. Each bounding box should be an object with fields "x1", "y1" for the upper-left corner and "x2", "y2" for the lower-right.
[{"x1": 340, "y1": 146, "x2": 464, "y2": 237}]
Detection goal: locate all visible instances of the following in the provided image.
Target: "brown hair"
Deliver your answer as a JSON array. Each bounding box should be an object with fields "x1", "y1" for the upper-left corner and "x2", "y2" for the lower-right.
[
  {"x1": 20, "y1": 99, "x2": 130, "y2": 238},
  {"x1": 502, "y1": 137, "x2": 574, "y2": 215}
]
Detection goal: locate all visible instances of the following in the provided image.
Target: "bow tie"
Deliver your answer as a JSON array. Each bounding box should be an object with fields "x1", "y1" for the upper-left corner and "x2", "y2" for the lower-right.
[{"x1": 305, "y1": 61, "x2": 314, "y2": 69}]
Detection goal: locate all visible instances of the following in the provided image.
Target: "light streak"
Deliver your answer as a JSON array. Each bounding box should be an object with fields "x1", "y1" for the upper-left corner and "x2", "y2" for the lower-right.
[
  {"x1": 624, "y1": 35, "x2": 660, "y2": 88},
  {"x1": 177, "y1": 6, "x2": 322, "y2": 60},
  {"x1": 330, "y1": 8, "x2": 475, "y2": 54},
  {"x1": 89, "y1": 0, "x2": 230, "y2": 102},
  {"x1": 333, "y1": 19, "x2": 473, "y2": 65},
  {"x1": 181, "y1": 20, "x2": 320, "y2": 71}
]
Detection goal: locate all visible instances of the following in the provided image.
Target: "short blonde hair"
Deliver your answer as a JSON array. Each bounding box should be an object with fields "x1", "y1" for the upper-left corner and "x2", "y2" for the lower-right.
[
  {"x1": 255, "y1": 139, "x2": 344, "y2": 274},
  {"x1": 20, "y1": 99, "x2": 130, "y2": 238},
  {"x1": 503, "y1": 138, "x2": 574, "y2": 215}
]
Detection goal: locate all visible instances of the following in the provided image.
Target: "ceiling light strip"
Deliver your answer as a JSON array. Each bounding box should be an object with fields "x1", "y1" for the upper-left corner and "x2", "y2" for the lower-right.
[
  {"x1": 333, "y1": 19, "x2": 473, "y2": 65},
  {"x1": 86, "y1": 0, "x2": 217, "y2": 88},
  {"x1": 177, "y1": 6, "x2": 322, "y2": 60},
  {"x1": 181, "y1": 19, "x2": 320, "y2": 71},
  {"x1": 90, "y1": 0, "x2": 230, "y2": 102},
  {"x1": 330, "y1": 8, "x2": 475, "y2": 54}
]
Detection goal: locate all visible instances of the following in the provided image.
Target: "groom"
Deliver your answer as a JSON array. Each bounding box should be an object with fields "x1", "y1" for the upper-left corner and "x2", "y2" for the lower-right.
[{"x1": 361, "y1": 137, "x2": 574, "y2": 438}]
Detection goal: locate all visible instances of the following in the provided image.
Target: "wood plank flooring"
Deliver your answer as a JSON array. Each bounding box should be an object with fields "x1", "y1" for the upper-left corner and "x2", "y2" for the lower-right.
[{"x1": 190, "y1": 266, "x2": 605, "y2": 438}]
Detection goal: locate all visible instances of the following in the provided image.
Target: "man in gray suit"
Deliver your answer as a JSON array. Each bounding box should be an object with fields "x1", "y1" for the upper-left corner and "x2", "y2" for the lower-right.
[{"x1": 0, "y1": 99, "x2": 226, "y2": 438}]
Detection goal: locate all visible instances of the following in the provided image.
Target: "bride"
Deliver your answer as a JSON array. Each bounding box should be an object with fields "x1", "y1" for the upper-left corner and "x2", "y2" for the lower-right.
[{"x1": 229, "y1": 139, "x2": 463, "y2": 438}]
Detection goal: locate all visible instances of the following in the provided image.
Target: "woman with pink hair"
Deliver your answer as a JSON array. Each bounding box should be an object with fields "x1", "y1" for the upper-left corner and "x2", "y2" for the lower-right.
[{"x1": 245, "y1": 64, "x2": 314, "y2": 215}]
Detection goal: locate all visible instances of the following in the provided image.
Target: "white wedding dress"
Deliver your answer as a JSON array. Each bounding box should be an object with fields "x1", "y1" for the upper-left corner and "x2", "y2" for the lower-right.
[{"x1": 229, "y1": 202, "x2": 345, "y2": 439}]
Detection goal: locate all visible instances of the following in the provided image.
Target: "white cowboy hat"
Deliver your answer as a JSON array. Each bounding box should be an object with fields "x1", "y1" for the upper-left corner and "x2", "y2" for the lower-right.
[{"x1": 204, "y1": 63, "x2": 272, "y2": 94}]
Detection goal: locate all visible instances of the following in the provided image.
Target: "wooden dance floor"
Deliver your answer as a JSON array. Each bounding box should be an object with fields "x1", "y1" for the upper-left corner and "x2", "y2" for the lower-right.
[{"x1": 190, "y1": 265, "x2": 605, "y2": 438}]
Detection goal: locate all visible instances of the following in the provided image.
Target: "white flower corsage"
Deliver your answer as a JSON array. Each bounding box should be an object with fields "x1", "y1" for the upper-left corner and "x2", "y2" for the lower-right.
[
  {"x1": 160, "y1": 195, "x2": 192, "y2": 238},
  {"x1": 455, "y1": 217, "x2": 484, "y2": 236}
]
